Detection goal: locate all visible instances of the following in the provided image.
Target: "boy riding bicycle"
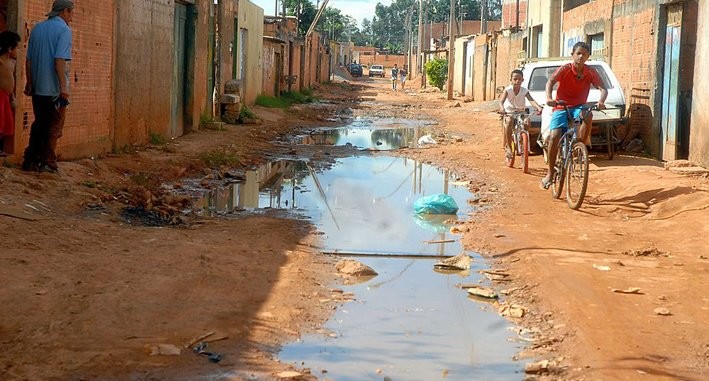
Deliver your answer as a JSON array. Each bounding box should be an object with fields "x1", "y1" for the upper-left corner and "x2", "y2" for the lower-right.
[
  {"x1": 540, "y1": 42, "x2": 607, "y2": 190},
  {"x1": 498, "y1": 69, "x2": 543, "y2": 161}
]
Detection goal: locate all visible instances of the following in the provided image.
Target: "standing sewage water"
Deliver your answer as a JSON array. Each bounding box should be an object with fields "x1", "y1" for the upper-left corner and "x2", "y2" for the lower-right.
[{"x1": 192, "y1": 120, "x2": 524, "y2": 380}]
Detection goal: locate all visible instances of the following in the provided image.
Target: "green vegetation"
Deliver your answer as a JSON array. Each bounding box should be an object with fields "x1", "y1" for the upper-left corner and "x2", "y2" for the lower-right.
[
  {"x1": 129, "y1": 173, "x2": 151, "y2": 187},
  {"x1": 239, "y1": 106, "x2": 257, "y2": 121},
  {"x1": 425, "y1": 57, "x2": 448, "y2": 90},
  {"x1": 149, "y1": 132, "x2": 167, "y2": 145},
  {"x1": 198, "y1": 149, "x2": 242, "y2": 168},
  {"x1": 279, "y1": 0, "x2": 501, "y2": 52},
  {"x1": 255, "y1": 90, "x2": 315, "y2": 109}
]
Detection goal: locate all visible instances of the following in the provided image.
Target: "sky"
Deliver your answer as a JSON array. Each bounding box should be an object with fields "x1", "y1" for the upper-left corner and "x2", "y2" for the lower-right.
[{"x1": 250, "y1": 0, "x2": 392, "y2": 27}]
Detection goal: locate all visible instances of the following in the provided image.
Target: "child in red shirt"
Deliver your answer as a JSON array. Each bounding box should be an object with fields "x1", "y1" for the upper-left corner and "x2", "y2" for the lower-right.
[{"x1": 540, "y1": 42, "x2": 607, "y2": 189}]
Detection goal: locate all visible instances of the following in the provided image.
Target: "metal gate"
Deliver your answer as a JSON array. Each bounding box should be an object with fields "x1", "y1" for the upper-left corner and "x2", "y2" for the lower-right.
[{"x1": 171, "y1": 3, "x2": 187, "y2": 138}]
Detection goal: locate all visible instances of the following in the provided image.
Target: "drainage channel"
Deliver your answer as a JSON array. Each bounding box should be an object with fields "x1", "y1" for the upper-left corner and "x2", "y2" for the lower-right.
[{"x1": 190, "y1": 121, "x2": 523, "y2": 380}]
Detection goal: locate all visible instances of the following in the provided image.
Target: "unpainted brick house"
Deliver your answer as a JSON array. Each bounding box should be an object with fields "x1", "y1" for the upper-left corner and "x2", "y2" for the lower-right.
[{"x1": 1, "y1": 0, "x2": 331, "y2": 163}]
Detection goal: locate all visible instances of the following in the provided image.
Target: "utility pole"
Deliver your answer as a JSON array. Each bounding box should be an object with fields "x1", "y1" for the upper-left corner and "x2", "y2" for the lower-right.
[
  {"x1": 417, "y1": 0, "x2": 424, "y2": 82},
  {"x1": 446, "y1": 0, "x2": 456, "y2": 100},
  {"x1": 404, "y1": 6, "x2": 414, "y2": 73},
  {"x1": 481, "y1": 0, "x2": 488, "y2": 34}
]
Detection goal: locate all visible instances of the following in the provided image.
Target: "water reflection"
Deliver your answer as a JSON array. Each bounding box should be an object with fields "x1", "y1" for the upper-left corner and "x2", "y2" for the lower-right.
[{"x1": 297, "y1": 118, "x2": 430, "y2": 150}]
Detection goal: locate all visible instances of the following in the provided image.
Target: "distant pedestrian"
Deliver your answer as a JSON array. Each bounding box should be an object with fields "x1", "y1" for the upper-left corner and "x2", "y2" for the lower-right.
[
  {"x1": 391, "y1": 64, "x2": 399, "y2": 90},
  {"x1": 0, "y1": 31, "x2": 20, "y2": 157},
  {"x1": 22, "y1": 0, "x2": 74, "y2": 173},
  {"x1": 399, "y1": 65, "x2": 408, "y2": 90}
]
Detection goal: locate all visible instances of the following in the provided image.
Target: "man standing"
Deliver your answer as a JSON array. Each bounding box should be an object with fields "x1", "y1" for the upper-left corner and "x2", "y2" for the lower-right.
[{"x1": 22, "y1": 0, "x2": 73, "y2": 173}]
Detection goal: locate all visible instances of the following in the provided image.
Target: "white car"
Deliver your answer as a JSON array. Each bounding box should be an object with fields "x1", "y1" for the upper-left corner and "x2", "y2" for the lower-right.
[
  {"x1": 368, "y1": 64, "x2": 385, "y2": 78},
  {"x1": 519, "y1": 60, "x2": 626, "y2": 142}
]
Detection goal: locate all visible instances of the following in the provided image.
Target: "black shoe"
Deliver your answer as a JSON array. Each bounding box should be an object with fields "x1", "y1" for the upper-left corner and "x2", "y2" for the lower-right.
[
  {"x1": 38, "y1": 164, "x2": 58, "y2": 173},
  {"x1": 21, "y1": 161, "x2": 39, "y2": 172}
]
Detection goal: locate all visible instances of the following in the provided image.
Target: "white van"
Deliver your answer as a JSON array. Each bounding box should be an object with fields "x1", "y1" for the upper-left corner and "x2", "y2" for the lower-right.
[{"x1": 519, "y1": 60, "x2": 626, "y2": 142}]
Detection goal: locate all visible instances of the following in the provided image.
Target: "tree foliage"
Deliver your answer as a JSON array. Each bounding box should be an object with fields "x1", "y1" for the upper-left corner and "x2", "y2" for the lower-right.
[
  {"x1": 282, "y1": 0, "x2": 501, "y2": 49},
  {"x1": 424, "y1": 57, "x2": 448, "y2": 90}
]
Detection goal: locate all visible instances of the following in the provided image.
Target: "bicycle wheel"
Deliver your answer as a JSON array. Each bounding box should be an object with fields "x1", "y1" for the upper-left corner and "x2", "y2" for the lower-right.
[
  {"x1": 566, "y1": 142, "x2": 590, "y2": 209},
  {"x1": 521, "y1": 131, "x2": 530, "y2": 173},
  {"x1": 551, "y1": 152, "x2": 565, "y2": 199},
  {"x1": 506, "y1": 135, "x2": 516, "y2": 168}
]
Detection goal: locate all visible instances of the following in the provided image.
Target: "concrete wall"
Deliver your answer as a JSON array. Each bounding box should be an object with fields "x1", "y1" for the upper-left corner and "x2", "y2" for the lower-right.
[
  {"x1": 453, "y1": 37, "x2": 469, "y2": 95},
  {"x1": 114, "y1": 0, "x2": 175, "y2": 147},
  {"x1": 689, "y1": 0, "x2": 708, "y2": 167},
  {"x1": 234, "y1": 0, "x2": 263, "y2": 105},
  {"x1": 526, "y1": 0, "x2": 561, "y2": 57}
]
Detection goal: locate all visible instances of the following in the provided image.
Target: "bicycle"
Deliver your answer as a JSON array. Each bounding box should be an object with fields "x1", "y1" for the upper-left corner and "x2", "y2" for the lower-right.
[
  {"x1": 499, "y1": 110, "x2": 531, "y2": 173},
  {"x1": 543, "y1": 101, "x2": 600, "y2": 209}
]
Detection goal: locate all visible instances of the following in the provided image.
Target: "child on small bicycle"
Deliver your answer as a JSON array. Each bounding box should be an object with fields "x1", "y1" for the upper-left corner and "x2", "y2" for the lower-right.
[
  {"x1": 498, "y1": 69, "x2": 543, "y2": 161},
  {"x1": 541, "y1": 42, "x2": 607, "y2": 190}
]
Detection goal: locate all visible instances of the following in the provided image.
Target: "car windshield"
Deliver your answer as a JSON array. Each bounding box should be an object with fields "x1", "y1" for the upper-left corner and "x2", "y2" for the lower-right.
[
  {"x1": 528, "y1": 65, "x2": 614, "y2": 91},
  {"x1": 372, "y1": 65, "x2": 382, "y2": 69}
]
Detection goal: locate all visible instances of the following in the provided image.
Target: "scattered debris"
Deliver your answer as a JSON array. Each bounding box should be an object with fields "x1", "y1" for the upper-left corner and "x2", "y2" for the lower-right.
[
  {"x1": 482, "y1": 270, "x2": 511, "y2": 282},
  {"x1": 424, "y1": 239, "x2": 456, "y2": 244},
  {"x1": 418, "y1": 134, "x2": 437, "y2": 146},
  {"x1": 593, "y1": 264, "x2": 611, "y2": 271},
  {"x1": 524, "y1": 359, "x2": 551, "y2": 374},
  {"x1": 499, "y1": 303, "x2": 526, "y2": 318},
  {"x1": 192, "y1": 342, "x2": 222, "y2": 363},
  {"x1": 622, "y1": 247, "x2": 669, "y2": 257},
  {"x1": 148, "y1": 344, "x2": 181, "y2": 356},
  {"x1": 611, "y1": 287, "x2": 643, "y2": 294},
  {"x1": 275, "y1": 371, "x2": 303, "y2": 379},
  {"x1": 465, "y1": 286, "x2": 498, "y2": 299},
  {"x1": 654, "y1": 307, "x2": 672, "y2": 316},
  {"x1": 335, "y1": 259, "x2": 378, "y2": 276},
  {"x1": 434, "y1": 253, "x2": 472, "y2": 270},
  {"x1": 184, "y1": 331, "x2": 215, "y2": 349}
]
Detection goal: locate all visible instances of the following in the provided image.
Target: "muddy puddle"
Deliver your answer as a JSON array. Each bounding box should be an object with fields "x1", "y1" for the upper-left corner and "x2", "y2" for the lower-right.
[
  {"x1": 185, "y1": 119, "x2": 523, "y2": 379},
  {"x1": 295, "y1": 118, "x2": 435, "y2": 150},
  {"x1": 268, "y1": 155, "x2": 522, "y2": 380}
]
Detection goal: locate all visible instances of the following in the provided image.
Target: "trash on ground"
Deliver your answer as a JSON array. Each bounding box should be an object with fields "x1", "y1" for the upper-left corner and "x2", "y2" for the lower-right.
[
  {"x1": 417, "y1": 134, "x2": 437, "y2": 145},
  {"x1": 335, "y1": 259, "x2": 378, "y2": 276},
  {"x1": 148, "y1": 343, "x2": 181, "y2": 356},
  {"x1": 424, "y1": 239, "x2": 455, "y2": 244},
  {"x1": 653, "y1": 307, "x2": 672, "y2": 316},
  {"x1": 193, "y1": 342, "x2": 223, "y2": 363},
  {"x1": 483, "y1": 271, "x2": 511, "y2": 282},
  {"x1": 413, "y1": 193, "x2": 459, "y2": 214},
  {"x1": 525, "y1": 359, "x2": 551, "y2": 374},
  {"x1": 433, "y1": 253, "x2": 472, "y2": 270},
  {"x1": 593, "y1": 264, "x2": 611, "y2": 271},
  {"x1": 275, "y1": 371, "x2": 303, "y2": 379},
  {"x1": 465, "y1": 286, "x2": 498, "y2": 299},
  {"x1": 611, "y1": 287, "x2": 643, "y2": 294},
  {"x1": 499, "y1": 303, "x2": 526, "y2": 318},
  {"x1": 184, "y1": 331, "x2": 215, "y2": 349}
]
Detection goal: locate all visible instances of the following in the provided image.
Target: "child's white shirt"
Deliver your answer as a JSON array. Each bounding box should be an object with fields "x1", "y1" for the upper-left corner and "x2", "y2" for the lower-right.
[{"x1": 503, "y1": 85, "x2": 528, "y2": 112}]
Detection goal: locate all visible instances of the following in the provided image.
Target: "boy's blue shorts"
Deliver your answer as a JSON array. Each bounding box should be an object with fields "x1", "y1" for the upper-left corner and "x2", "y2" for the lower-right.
[{"x1": 550, "y1": 107, "x2": 582, "y2": 132}]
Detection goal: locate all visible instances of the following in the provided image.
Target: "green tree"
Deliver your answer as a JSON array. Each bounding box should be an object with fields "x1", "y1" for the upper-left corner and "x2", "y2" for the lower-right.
[{"x1": 424, "y1": 57, "x2": 448, "y2": 90}]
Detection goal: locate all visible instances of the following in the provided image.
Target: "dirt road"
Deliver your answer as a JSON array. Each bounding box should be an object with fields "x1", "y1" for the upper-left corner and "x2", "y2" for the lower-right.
[{"x1": 1, "y1": 77, "x2": 707, "y2": 380}]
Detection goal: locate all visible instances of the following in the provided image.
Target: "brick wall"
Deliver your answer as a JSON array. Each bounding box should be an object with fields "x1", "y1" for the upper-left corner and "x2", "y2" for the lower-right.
[
  {"x1": 610, "y1": 4, "x2": 657, "y2": 147},
  {"x1": 501, "y1": 0, "x2": 527, "y2": 29},
  {"x1": 495, "y1": 31, "x2": 525, "y2": 96},
  {"x1": 18, "y1": 0, "x2": 115, "y2": 159}
]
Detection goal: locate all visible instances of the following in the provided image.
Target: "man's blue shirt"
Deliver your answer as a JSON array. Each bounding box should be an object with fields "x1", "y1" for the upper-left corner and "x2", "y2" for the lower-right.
[{"x1": 26, "y1": 17, "x2": 72, "y2": 97}]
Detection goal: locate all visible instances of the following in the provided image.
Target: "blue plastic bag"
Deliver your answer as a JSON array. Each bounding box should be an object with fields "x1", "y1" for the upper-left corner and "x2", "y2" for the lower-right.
[{"x1": 413, "y1": 193, "x2": 459, "y2": 214}]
